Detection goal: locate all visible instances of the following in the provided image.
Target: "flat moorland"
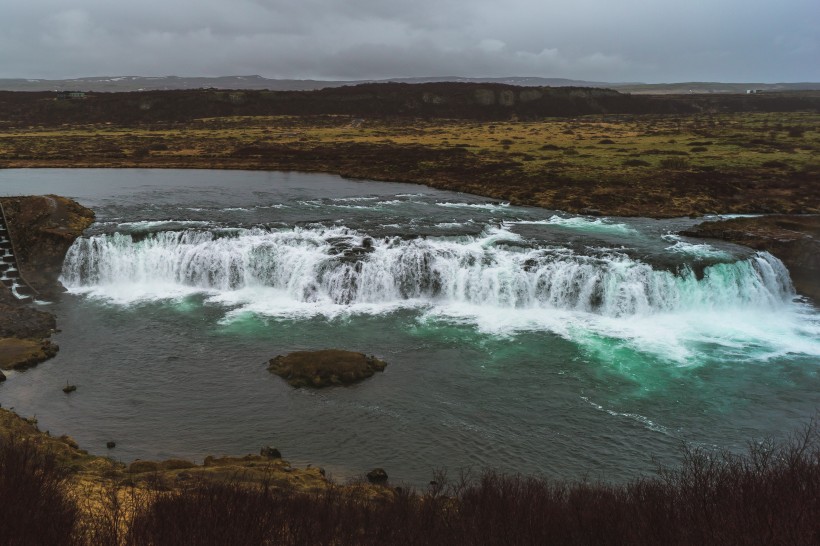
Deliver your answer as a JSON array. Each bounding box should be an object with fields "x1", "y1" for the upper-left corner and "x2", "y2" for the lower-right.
[{"x1": 0, "y1": 88, "x2": 818, "y2": 217}]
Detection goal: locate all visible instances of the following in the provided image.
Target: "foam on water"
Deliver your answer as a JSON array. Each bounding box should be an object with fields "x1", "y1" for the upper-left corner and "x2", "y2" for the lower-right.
[
  {"x1": 298, "y1": 198, "x2": 405, "y2": 210},
  {"x1": 436, "y1": 201, "x2": 511, "y2": 211},
  {"x1": 662, "y1": 234, "x2": 732, "y2": 259},
  {"x1": 331, "y1": 197, "x2": 381, "y2": 202},
  {"x1": 508, "y1": 215, "x2": 638, "y2": 235},
  {"x1": 436, "y1": 221, "x2": 473, "y2": 229},
  {"x1": 116, "y1": 220, "x2": 216, "y2": 232},
  {"x1": 581, "y1": 397, "x2": 673, "y2": 435}
]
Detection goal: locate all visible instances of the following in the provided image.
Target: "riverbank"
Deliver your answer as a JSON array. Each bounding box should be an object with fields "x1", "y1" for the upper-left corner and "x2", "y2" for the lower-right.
[
  {"x1": 2, "y1": 405, "x2": 819, "y2": 545},
  {"x1": 0, "y1": 393, "x2": 376, "y2": 542},
  {"x1": 0, "y1": 407, "x2": 331, "y2": 490}
]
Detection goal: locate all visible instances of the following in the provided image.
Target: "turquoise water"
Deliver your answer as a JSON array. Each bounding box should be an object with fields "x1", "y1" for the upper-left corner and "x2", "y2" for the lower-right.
[{"x1": 1, "y1": 169, "x2": 818, "y2": 485}]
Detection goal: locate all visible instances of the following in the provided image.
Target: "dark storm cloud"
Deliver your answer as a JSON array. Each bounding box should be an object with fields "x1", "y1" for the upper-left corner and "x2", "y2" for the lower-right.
[{"x1": 0, "y1": 0, "x2": 817, "y2": 82}]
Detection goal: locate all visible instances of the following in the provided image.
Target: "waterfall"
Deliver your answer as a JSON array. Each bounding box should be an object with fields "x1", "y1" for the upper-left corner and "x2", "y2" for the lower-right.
[{"x1": 61, "y1": 227, "x2": 795, "y2": 316}]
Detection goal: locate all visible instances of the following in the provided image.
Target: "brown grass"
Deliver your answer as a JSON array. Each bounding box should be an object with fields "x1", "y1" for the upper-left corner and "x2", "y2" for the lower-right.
[{"x1": 1, "y1": 111, "x2": 818, "y2": 217}]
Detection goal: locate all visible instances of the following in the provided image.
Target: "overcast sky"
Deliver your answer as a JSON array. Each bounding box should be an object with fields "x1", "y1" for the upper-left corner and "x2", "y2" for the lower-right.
[{"x1": 0, "y1": 0, "x2": 817, "y2": 82}]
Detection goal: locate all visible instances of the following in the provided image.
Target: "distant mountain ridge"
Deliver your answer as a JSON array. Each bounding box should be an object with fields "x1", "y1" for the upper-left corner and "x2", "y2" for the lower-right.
[
  {"x1": 3, "y1": 82, "x2": 818, "y2": 127},
  {"x1": 1, "y1": 75, "x2": 818, "y2": 94}
]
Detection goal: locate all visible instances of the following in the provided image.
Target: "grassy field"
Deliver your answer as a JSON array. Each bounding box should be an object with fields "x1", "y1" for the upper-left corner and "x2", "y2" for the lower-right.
[{"x1": 1, "y1": 111, "x2": 818, "y2": 217}]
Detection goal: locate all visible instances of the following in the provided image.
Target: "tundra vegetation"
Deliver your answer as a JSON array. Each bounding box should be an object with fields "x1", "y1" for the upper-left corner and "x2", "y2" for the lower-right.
[{"x1": 0, "y1": 86, "x2": 818, "y2": 217}]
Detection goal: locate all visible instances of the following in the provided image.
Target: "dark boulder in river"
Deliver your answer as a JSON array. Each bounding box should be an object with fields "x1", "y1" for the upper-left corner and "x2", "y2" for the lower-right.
[
  {"x1": 366, "y1": 467, "x2": 389, "y2": 484},
  {"x1": 268, "y1": 349, "x2": 387, "y2": 388},
  {"x1": 260, "y1": 446, "x2": 282, "y2": 459}
]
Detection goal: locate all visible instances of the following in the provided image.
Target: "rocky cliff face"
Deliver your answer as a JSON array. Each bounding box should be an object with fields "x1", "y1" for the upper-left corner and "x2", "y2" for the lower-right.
[
  {"x1": 0, "y1": 195, "x2": 95, "y2": 298},
  {"x1": 0, "y1": 195, "x2": 94, "y2": 374},
  {"x1": 682, "y1": 215, "x2": 820, "y2": 302}
]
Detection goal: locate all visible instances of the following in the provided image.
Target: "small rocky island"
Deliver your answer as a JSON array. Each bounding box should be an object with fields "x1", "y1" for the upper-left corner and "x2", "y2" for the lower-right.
[{"x1": 268, "y1": 349, "x2": 387, "y2": 388}]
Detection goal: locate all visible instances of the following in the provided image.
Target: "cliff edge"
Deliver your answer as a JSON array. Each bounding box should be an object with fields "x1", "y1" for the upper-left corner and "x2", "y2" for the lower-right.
[{"x1": 0, "y1": 195, "x2": 94, "y2": 374}]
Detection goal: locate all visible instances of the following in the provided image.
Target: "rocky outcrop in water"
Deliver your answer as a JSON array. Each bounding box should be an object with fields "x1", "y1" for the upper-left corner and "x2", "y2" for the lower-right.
[
  {"x1": 0, "y1": 195, "x2": 94, "y2": 371},
  {"x1": 681, "y1": 215, "x2": 820, "y2": 302},
  {"x1": 0, "y1": 339, "x2": 59, "y2": 371},
  {"x1": 0, "y1": 297, "x2": 58, "y2": 372},
  {"x1": 366, "y1": 468, "x2": 389, "y2": 484},
  {"x1": 268, "y1": 349, "x2": 387, "y2": 388}
]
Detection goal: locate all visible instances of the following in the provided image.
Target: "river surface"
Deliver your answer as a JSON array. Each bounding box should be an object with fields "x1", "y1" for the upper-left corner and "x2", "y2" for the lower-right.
[{"x1": 1, "y1": 169, "x2": 819, "y2": 485}]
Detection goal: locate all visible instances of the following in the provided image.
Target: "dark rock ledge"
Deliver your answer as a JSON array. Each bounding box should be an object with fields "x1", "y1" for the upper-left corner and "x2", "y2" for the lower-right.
[{"x1": 0, "y1": 195, "x2": 94, "y2": 372}]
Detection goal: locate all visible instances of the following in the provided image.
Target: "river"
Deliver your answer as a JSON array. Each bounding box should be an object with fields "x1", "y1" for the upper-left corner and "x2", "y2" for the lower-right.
[{"x1": 1, "y1": 168, "x2": 818, "y2": 485}]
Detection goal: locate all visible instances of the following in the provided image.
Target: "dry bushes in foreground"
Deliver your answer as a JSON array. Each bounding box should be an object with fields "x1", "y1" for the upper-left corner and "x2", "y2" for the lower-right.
[
  {"x1": 0, "y1": 436, "x2": 80, "y2": 546},
  {"x1": 2, "y1": 419, "x2": 819, "y2": 545}
]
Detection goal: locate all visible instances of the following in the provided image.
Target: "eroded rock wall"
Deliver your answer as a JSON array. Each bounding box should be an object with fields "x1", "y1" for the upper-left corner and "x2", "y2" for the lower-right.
[
  {"x1": 0, "y1": 195, "x2": 94, "y2": 372},
  {"x1": 0, "y1": 195, "x2": 95, "y2": 297}
]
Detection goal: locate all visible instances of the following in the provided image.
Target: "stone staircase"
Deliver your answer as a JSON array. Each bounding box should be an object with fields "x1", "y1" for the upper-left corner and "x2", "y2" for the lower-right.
[{"x1": 0, "y1": 203, "x2": 37, "y2": 304}]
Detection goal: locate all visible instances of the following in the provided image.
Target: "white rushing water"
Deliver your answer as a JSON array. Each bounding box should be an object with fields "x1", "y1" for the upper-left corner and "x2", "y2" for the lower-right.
[
  {"x1": 61, "y1": 226, "x2": 793, "y2": 313},
  {"x1": 59, "y1": 225, "x2": 820, "y2": 365}
]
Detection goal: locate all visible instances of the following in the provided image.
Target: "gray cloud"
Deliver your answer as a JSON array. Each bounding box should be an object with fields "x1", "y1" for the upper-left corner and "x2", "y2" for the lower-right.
[{"x1": 0, "y1": 0, "x2": 817, "y2": 82}]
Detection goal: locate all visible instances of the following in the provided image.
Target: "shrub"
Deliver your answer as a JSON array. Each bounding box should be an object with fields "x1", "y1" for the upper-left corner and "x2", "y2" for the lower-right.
[
  {"x1": 5, "y1": 418, "x2": 820, "y2": 545},
  {"x1": 126, "y1": 481, "x2": 282, "y2": 546},
  {"x1": 660, "y1": 157, "x2": 689, "y2": 169},
  {"x1": 623, "y1": 159, "x2": 650, "y2": 167},
  {"x1": 120, "y1": 418, "x2": 820, "y2": 545},
  {"x1": 0, "y1": 436, "x2": 80, "y2": 545}
]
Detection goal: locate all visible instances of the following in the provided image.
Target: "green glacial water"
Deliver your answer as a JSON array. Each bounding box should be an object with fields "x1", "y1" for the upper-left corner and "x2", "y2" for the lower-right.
[{"x1": 1, "y1": 169, "x2": 818, "y2": 485}]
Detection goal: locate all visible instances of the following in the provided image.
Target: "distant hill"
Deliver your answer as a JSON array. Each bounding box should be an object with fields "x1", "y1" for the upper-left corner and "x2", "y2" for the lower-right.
[
  {"x1": 1, "y1": 75, "x2": 818, "y2": 94},
  {"x1": 1, "y1": 82, "x2": 818, "y2": 127}
]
